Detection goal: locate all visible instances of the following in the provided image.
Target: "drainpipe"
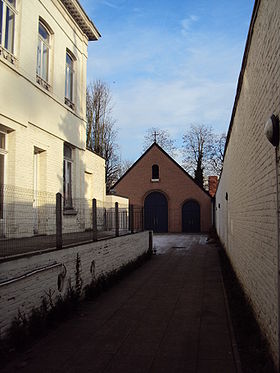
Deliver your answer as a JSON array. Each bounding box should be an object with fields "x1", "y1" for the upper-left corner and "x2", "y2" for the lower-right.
[{"x1": 264, "y1": 114, "x2": 280, "y2": 369}]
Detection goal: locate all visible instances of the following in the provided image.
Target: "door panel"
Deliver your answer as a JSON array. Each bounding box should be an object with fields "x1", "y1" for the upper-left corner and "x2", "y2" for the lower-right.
[
  {"x1": 144, "y1": 192, "x2": 168, "y2": 233},
  {"x1": 182, "y1": 200, "x2": 200, "y2": 233}
]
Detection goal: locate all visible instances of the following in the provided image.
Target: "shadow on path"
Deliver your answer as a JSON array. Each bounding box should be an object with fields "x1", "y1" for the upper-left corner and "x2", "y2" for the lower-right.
[{"x1": 1, "y1": 234, "x2": 239, "y2": 373}]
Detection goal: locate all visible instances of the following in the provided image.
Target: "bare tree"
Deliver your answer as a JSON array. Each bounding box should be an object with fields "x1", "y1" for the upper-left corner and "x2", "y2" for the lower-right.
[
  {"x1": 118, "y1": 159, "x2": 133, "y2": 178},
  {"x1": 86, "y1": 80, "x2": 120, "y2": 191},
  {"x1": 182, "y1": 124, "x2": 214, "y2": 188},
  {"x1": 210, "y1": 133, "x2": 227, "y2": 176},
  {"x1": 143, "y1": 127, "x2": 176, "y2": 157},
  {"x1": 182, "y1": 125, "x2": 226, "y2": 187}
]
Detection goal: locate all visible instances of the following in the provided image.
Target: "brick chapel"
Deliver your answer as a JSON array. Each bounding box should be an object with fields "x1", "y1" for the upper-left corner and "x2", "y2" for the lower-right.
[{"x1": 112, "y1": 142, "x2": 213, "y2": 233}]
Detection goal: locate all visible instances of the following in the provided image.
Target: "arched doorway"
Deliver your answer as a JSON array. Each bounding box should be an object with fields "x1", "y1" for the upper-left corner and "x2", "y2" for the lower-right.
[
  {"x1": 182, "y1": 200, "x2": 200, "y2": 233},
  {"x1": 144, "y1": 192, "x2": 168, "y2": 233}
]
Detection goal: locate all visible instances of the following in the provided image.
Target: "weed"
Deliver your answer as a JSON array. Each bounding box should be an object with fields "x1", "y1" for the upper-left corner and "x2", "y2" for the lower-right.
[{"x1": 1, "y1": 248, "x2": 152, "y2": 364}]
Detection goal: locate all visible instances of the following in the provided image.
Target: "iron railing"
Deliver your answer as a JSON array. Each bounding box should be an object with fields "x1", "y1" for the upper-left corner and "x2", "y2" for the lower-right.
[{"x1": 0, "y1": 186, "x2": 144, "y2": 258}]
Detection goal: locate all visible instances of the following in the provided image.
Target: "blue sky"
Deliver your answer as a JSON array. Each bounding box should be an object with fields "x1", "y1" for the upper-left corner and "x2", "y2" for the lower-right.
[{"x1": 80, "y1": 0, "x2": 254, "y2": 163}]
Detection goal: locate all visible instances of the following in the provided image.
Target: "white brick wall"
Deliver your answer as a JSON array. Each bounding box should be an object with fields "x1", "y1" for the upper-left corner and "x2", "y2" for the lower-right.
[
  {"x1": 216, "y1": 0, "x2": 280, "y2": 364},
  {"x1": 0, "y1": 231, "x2": 150, "y2": 338}
]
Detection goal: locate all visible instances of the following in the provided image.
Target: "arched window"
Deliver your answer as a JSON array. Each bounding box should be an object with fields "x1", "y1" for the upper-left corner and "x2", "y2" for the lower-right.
[
  {"x1": 0, "y1": 0, "x2": 16, "y2": 54},
  {"x1": 152, "y1": 164, "x2": 159, "y2": 180},
  {"x1": 65, "y1": 50, "x2": 75, "y2": 108},
  {"x1": 37, "y1": 20, "x2": 51, "y2": 83}
]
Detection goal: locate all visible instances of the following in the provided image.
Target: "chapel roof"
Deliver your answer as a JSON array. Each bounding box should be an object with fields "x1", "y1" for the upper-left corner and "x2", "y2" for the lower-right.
[{"x1": 112, "y1": 142, "x2": 212, "y2": 199}]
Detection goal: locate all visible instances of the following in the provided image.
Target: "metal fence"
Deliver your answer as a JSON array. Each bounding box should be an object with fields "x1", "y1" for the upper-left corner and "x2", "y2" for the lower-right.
[{"x1": 0, "y1": 186, "x2": 144, "y2": 258}]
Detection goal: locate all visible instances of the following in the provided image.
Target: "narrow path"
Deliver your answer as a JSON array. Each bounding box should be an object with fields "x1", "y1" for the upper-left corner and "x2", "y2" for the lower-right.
[{"x1": 2, "y1": 234, "x2": 238, "y2": 373}]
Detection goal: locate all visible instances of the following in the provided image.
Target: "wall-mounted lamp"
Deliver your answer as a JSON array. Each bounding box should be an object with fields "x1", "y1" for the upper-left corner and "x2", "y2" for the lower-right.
[{"x1": 264, "y1": 114, "x2": 279, "y2": 146}]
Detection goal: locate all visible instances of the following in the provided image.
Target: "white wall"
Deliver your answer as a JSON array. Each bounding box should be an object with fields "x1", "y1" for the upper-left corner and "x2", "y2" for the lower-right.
[
  {"x1": 0, "y1": 1, "x2": 124, "y2": 239},
  {"x1": 215, "y1": 0, "x2": 280, "y2": 364},
  {"x1": 0, "y1": 231, "x2": 151, "y2": 337}
]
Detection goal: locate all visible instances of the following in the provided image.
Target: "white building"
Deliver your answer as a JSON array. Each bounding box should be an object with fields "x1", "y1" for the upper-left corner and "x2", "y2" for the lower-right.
[
  {"x1": 215, "y1": 0, "x2": 280, "y2": 366},
  {"x1": 0, "y1": 0, "x2": 127, "y2": 239}
]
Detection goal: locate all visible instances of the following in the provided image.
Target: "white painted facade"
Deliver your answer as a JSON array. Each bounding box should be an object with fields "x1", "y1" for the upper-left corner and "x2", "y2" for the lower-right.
[{"x1": 0, "y1": 0, "x2": 128, "y2": 238}]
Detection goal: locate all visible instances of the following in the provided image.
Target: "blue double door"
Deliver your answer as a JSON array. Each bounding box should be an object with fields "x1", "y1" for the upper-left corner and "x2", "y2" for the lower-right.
[
  {"x1": 144, "y1": 193, "x2": 200, "y2": 233},
  {"x1": 144, "y1": 192, "x2": 168, "y2": 233}
]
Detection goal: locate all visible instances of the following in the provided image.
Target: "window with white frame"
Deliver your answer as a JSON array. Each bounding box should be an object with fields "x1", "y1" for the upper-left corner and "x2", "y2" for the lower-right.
[
  {"x1": 0, "y1": 0, "x2": 16, "y2": 55},
  {"x1": 65, "y1": 51, "x2": 74, "y2": 108},
  {"x1": 63, "y1": 143, "x2": 73, "y2": 209},
  {"x1": 36, "y1": 20, "x2": 51, "y2": 86}
]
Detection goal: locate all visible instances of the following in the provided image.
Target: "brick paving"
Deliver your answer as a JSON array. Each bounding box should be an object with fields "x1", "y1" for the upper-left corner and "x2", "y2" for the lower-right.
[{"x1": 1, "y1": 234, "x2": 239, "y2": 373}]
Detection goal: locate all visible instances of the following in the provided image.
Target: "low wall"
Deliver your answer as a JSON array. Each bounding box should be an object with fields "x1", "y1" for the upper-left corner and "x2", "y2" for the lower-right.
[{"x1": 0, "y1": 231, "x2": 150, "y2": 338}]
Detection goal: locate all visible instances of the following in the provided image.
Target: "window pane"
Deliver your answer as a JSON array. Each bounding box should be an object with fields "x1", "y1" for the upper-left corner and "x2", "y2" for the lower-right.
[
  {"x1": 0, "y1": 1, "x2": 3, "y2": 45},
  {"x1": 0, "y1": 133, "x2": 5, "y2": 149},
  {"x1": 7, "y1": 0, "x2": 16, "y2": 7},
  {"x1": 65, "y1": 68, "x2": 73, "y2": 101},
  {"x1": 39, "y1": 22, "x2": 49, "y2": 43},
  {"x1": 152, "y1": 164, "x2": 159, "y2": 179},
  {"x1": 36, "y1": 39, "x2": 41, "y2": 75},
  {"x1": 69, "y1": 70, "x2": 73, "y2": 99},
  {"x1": 67, "y1": 162, "x2": 72, "y2": 186},
  {"x1": 64, "y1": 144, "x2": 72, "y2": 159},
  {"x1": 63, "y1": 145, "x2": 73, "y2": 207},
  {"x1": 65, "y1": 66, "x2": 69, "y2": 99},
  {"x1": 65, "y1": 53, "x2": 74, "y2": 101},
  {"x1": 66, "y1": 52, "x2": 72, "y2": 66},
  {"x1": 63, "y1": 160, "x2": 72, "y2": 207},
  {"x1": 4, "y1": 6, "x2": 15, "y2": 53},
  {"x1": 42, "y1": 43, "x2": 48, "y2": 80}
]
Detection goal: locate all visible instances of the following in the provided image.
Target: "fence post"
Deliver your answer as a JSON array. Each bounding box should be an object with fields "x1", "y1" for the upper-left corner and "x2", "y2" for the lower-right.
[
  {"x1": 103, "y1": 208, "x2": 107, "y2": 230},
  {"x1": 149, "y1": 231, "x2": 153, "y2": 254},
  {"x1": 56, "y1": 192, "x2": 62, "y2": 249},
  {"x1": 129, "y1": 204, "x2": 134, "y2": 234},
  {"x1": 92, "y1": 198, "x2": 97, "y2": 242},
  {"x1": 115, "y1": 202, "x2": 119, "y2": 237}
]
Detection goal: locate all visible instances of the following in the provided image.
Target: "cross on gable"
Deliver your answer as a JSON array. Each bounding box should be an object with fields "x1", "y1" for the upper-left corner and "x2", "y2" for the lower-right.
[{"x1": 153, "y1": 130, "x2": 160, "y2": 143}]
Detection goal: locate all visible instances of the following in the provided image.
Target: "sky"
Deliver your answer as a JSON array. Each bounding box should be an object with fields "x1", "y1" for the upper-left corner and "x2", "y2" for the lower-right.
[{"x1": 80, "y1": 0, "x2": 254, "y2": 163}]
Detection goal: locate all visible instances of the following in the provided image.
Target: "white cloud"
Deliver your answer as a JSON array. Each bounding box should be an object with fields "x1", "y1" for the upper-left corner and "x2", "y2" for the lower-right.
[
  {"x1": 86, "y1": 11, "x2": 245, "y2": 161},
  {"x1": 181, "y1": 15, "x2": 199, "y2": 35},
  {"x1": 101, "y1": 1, "x2": 118, "y2": 8}
]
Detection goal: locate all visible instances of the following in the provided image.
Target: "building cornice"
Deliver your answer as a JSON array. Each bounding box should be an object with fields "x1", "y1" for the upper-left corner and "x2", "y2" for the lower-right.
[{"x1": 60, "y1": 0, "x2": 101, "y2": 41}]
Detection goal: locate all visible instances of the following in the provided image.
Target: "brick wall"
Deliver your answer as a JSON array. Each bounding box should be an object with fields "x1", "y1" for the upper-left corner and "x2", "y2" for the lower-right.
[
  {"x1": 114, "y1": 144, "x2": 212, "y2": 233},
  {"x1": 215, "y1": 0, "x2": 280, "y2": 364},
  {"x1": 0, "y1": 231, "x2": 150, "y2": 338}
]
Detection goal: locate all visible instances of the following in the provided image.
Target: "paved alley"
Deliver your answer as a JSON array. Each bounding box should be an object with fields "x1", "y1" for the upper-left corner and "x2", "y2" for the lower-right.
[{"x1": 1, "y1": 234, "x2": 239, "y2": 373}]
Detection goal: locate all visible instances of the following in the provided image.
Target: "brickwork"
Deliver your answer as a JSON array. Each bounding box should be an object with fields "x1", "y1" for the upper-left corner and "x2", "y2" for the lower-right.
[
  {"x1": 114, "y1": 144, "x2": 212, "y2": 233},
  {"x1": 208, "y1": 176, "x2": 218, "y2": 197},
  {"x1": 215, "y1": 0, "x2": 280, "y2": 364},
  {"x1": 0, "y1": 231, "x2": 150, "y2": 338}
]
